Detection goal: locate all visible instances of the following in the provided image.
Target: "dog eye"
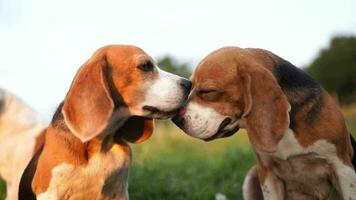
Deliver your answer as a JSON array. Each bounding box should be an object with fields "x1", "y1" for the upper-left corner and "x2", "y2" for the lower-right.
[
  {"x1": 138, "y1": 62, "x2": 154, "y2": 72},
  {"x1": 197, "y1": 90, "x2": 222, "y2": 101},
  {"x1": 198, "y1": 90, "x2": 215, "y2": 95}
]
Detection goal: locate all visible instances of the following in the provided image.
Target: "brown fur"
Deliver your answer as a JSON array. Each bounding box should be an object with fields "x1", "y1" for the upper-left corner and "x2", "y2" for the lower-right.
[
  {"x1": 33, "y1": 129, "x2": 46, "y2": 154},
  {"x1": 191, "y1": 47, "x2": 289, "y2": 152},
  {"x1": 19, "y1": 45, "x2": 157, "y2": 199},
  {"x1": 246, "y1": 48, "x2": 353, "y2": 165},
  {"x1": 62, "y1": 55, "x2": 115, "y2": 142},
  {"x1": 62, "y1": 45, "x2": 156, "y2": 143},
  {"x1": 243, "y1": 165, "x2": 264, "y2": 200},
  {"x1": 239, "y1": 63, "x2": 289, "y2": 153},
  {"x1": 179, "y1": 46, "x2": 355, "y2": 199},
  {"x1": 191, "y1": 46, "x2": 353, "y2": 163}
]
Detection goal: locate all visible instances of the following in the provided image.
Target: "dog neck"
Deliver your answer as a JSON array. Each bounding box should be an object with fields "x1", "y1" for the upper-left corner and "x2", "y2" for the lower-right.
[{"x1": 50, "y1": 102, "x2": 130, "y2": 158}]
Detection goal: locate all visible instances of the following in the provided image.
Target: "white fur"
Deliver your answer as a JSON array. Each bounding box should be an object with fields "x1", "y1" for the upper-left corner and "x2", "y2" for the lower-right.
[
  {"x1": 215, "y1": 193, "x2": 227, "y2": 200},
  {"x1": 260, "y1": 172, "x2": 284, "y2": 200},
  {"x1": 37, "y1": 144, "x2": 130, "y2": 200},
  {"x1": 333, "y1": 163, "x2": 356, "y2": 200},
  {"x1": 137, "y1": 67, "x2": 186, "y2": 117},
  {"x1": 242, "y1": 175, "x2": 252, "y2": 199},
  {"x1": 0, "y1": 89, "x2": 46, "y2": 200},
  {"x1": 259, "y1": 128, "x2": 356, "y2": 199},
  {"x1": 181, "y1": 102, "x2": 239, "y2": 139},
  {"x1": 183, "y1": 102, "x2": 225, "y2": 139}
]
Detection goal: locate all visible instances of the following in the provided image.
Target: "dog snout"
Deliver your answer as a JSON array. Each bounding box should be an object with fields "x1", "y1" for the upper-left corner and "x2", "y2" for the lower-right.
[{"x1": 179, "y1": 79, "x2": 192, "y2": 95}]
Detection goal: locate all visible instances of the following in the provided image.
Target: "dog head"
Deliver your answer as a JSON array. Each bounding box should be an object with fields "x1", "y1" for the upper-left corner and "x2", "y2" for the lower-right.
[
  {"x1": 62, "y1": 45, "x2": 191, "y2": 142},
  {"x1": 173, "y1": 47, "x2": 290, "y2": 152}
]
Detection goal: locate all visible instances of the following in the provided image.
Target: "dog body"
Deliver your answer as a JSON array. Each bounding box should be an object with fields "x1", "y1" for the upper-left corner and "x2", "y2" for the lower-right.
[
  {"x1": 173, "y1": 47, "x2": 356, "y2": 199},
  {"x1": 27, "y1": 113, "x2": 132, "y2": 200},
  {"x1": 19, "y1": 45, "x2": 191, "y2": 200},
  {"x1": 0, "y1": 89, "x2": 46, "y2": 200}
]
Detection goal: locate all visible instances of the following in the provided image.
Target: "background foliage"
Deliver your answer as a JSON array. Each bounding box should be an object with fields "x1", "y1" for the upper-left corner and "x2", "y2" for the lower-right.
[
  {"x1": 157, "y1": 56, "x2": 192, "y2": 79},
  {"x1": 305, "y1": 36, "x2": 356, "y2": 104}
]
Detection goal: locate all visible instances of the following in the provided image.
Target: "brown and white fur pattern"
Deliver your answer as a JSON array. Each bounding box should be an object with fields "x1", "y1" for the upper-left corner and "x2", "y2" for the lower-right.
[
  {"x1": 19, "y1": 45, "x2": 191, "y2": 200},
  {"x1": 173, "y1": 47, "x2": 356, "y2": 199},
  {"x1": 0, "y1": 89, "x2": 46, "y2": 200}
]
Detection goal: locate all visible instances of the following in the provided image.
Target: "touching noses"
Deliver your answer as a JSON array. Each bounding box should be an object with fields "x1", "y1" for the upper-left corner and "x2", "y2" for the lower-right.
[
  {"x1": 172, "y1": 79, "x2": 191, "y2": 128},
  {"x1": 180, "y1": 79, "x2": 192, "y2": 96}
]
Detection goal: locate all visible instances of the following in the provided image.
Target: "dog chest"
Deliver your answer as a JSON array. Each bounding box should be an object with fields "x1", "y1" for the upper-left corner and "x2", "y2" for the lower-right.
[
  {"x1": 269, "y1": 153, "x2": 334, "y2": 199},
  {"x1": 37, "y1": 144, "x2": 131, "y2": 200},
  {"x1": 258, "y1": 128, "x2": 348, "y2": 199}
]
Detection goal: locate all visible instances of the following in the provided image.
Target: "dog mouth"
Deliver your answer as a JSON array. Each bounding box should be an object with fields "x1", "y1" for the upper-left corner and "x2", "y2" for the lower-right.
[
  {"x1": 143, "y1": 105, "x2": 179, "y2": 119},
  {"x1": 203, "y1": 118, "x2": 239, "y2": 141}
]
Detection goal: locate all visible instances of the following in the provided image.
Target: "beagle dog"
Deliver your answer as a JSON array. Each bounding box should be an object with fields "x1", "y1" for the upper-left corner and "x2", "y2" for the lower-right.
[
  {"x1": 173, "y1": 47, "x2": 356, "y2": 199},
  {"x1": 19, "y1": 45, "x2": 191, "y2": 200},
  {"x1": 0, "y1": 89, "x2": 46, "y2": 200}
]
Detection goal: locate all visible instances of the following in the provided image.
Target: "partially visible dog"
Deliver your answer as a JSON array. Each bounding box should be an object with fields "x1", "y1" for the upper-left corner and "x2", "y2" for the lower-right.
[
  {"x1": 173, "y1": 47, "x2": 356, "y2": 199},
  {"x1": 0, "y1": 89, "x2": 46, "y2": 200},
  {"x1": 19, "y1": 45, "x2": 191, "y2": 200}
]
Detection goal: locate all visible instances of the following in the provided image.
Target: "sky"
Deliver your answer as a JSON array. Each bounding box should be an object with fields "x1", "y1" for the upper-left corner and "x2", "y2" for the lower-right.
[{"x1": 0, "y1": 0, "x2": 355, "y2": 119}]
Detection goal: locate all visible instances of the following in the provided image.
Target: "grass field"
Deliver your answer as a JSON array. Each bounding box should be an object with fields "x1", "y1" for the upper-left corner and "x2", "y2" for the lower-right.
[
  {"x1": 0, "y1": 107, "x2": 355, "y2": 200},
  {"x1": 129, "y1": 123, "x2": 255, "y2": 200},
  {"x1": 343, "y1": 105, "x2": 356, "y2": 135},
  {"x1": 0, "y1": 180, "x2": 4, "y2": 200}
]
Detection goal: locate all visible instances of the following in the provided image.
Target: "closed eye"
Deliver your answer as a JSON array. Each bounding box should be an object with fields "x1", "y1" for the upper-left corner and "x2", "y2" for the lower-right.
[
  {"x1": 197, "y1": 89, "x2": 223, "y2": 100},
  {"x1": 198, "y1": 90, "x2": 215, "y2": 95}
]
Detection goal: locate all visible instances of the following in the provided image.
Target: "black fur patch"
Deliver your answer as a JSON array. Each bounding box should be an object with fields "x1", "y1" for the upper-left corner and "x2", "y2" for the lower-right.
[
  {"x1": 274, "y1": 61, "x2": 319, "y2": 89},
  {"x1": 18, "y1": 145, "x2": 43, "y2": 200},
  {"x1": 51, "y1": 102, "x2": 70, "y2": 132},
  {"x1": 273, "y1": 60, "x2": 323, "y2": 128},
  {"x1": 350, "y1": 134, "x2": 356, "y2": 168}
]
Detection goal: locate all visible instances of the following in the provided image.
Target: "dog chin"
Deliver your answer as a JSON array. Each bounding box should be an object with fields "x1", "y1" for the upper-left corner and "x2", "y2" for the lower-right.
[
  {"x1": 142, "y1": 105, "x2": 180, "y2": 119},
  {"x1": 203, "y1": 126, "x2": 240, "y2": 141},
  {"x1": 201, "y1": 119, "x2": 240, "y2": 141}
]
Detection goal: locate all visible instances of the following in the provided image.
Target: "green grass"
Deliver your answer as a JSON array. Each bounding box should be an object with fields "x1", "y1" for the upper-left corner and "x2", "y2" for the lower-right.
[
  {"x1": 0, "y1": 110, "x2": 355, "y2": 200},
  {"x1": 129, "y1": 123, "x2": 255, "y2": 200},
  {"x1": 0, "y1": 180, "x2": 5, "y2": 200},
  {"x1": 347, "y1": 117, "x2": 356, "y2": 136},
  {"x1": 343, "y1": 105, "x2": 356, "y2": 136}
]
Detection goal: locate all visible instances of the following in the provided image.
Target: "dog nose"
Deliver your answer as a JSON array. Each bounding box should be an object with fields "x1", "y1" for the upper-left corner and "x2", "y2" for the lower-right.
[
  {"x1": 172, "y1": 115, "x2": 185, "y2": 127},
  {"x1": 180, "y1": 79, "x2": 192, "y2": 93}
]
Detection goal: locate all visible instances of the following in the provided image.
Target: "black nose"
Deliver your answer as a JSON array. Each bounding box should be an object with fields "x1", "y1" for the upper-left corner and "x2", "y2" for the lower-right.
[
  {"x1": 180, "y1": 79, "x2": 192, "y2": 94},
  {"x1": 172, "y1": 115, "x2": 185, "y2": 128}
]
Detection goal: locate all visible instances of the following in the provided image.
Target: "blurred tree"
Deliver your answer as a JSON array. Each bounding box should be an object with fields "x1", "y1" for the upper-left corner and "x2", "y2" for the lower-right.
[
  {"x1": 305, "y1": 36, "x2": 356, "y2": 104},
  {"x1": 157, "y1": 56, "x2": 192, "y2": 79}
]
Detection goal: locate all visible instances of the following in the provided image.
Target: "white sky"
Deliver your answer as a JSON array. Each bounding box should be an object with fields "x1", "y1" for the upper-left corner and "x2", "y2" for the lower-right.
[{"x1": 0, "y1": 0, "x2": 355, "y2": 119}]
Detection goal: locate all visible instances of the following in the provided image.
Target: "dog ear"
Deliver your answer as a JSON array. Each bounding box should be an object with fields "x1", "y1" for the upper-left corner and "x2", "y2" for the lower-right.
[
  {"x1": 117, "y1": 116, "x2": 153, "y2": 143},
  {"x1": 62, "y1": 55, "x2": 114, "y2": 142},
  {"x1": 241, "y1": 67, "x2": 290, "y2": 153}
]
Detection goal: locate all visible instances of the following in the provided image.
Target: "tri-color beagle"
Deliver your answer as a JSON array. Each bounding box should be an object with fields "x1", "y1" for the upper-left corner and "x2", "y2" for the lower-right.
[
  {"x1": 173, "y1": 47, "x2": 356, "y2": 199},
  {"x1": 0, "y1": 89, "x2": 46, "y2": 200},
  {"x1": 19, "y1": 45, "x2": 191, "y2": 200}
]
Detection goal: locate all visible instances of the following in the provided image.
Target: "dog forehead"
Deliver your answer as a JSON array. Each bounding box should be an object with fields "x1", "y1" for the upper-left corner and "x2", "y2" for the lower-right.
[
  {"x1": 106, "y1": 45, "x2": 146, "y2": 55},
  {"x1": 104, "y1": 45, "x2": 152, "y2": 65},
  {"x1": 193, "y1": 59, "x2": 237, "y2": 87}
]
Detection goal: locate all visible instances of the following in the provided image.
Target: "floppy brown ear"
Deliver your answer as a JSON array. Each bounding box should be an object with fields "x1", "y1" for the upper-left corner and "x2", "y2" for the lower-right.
[
  {"x1": 241, "y1": 67, "x2": 290, "y2": 153},
  {"x1": 118, "y1": 116, "x2": 153, "y2": 143},
  {"x1": 62, "y1": 55, "x2": 114, "y2": 142}
]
